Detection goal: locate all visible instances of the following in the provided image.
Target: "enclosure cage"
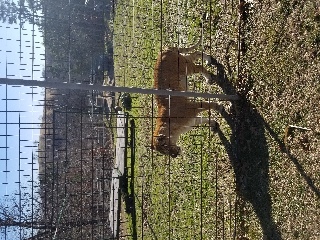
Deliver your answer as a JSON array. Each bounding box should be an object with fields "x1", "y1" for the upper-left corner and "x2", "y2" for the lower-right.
[{"x1": 1, "y1": 0, "x2": 320, "y2": 240}]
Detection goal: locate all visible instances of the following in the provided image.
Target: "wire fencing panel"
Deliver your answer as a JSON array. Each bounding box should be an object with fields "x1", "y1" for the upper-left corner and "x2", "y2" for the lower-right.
[
  {"x1": 1, "y1": 1, "x2": 317, "y2": 239},
  {"x1": 0, "y1": 0, "x2": 289, "y2": 240},
  {"x1": 113, "y1": 1, "x2": 242, "y2": 240}
]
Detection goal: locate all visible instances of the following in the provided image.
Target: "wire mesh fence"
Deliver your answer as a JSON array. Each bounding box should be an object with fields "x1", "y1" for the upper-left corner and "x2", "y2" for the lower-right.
[
  {"x1": 1, "y1": 0, "x2": 320, "y2": 239},
  {"x1": 0, "y1": 1, "x2": 257, "y2": 239}
]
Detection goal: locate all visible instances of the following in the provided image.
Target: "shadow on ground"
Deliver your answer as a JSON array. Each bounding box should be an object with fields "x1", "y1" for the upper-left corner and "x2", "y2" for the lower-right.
[
  {"x1": 122, "y1": 60, "x2": 319, "y2": 240},
  {"x1": 213, "y1": 59, "x2": 282, "y2": 239}
]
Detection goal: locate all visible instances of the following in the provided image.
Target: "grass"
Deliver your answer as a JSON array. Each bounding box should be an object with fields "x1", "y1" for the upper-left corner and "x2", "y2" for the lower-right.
[{"x1": 113, "y1": 0, "x2": 320, "y2": 239}]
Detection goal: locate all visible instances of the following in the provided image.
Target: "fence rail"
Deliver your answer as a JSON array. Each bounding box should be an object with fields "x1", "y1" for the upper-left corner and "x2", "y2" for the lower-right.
[{"x1": 0, "y1": 78, "x2": 239, "y2": 101}]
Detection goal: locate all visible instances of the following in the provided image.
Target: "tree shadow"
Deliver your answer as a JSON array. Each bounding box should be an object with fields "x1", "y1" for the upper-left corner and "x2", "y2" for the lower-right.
[
  {"x1": 213, "y1": 60, "x2": 282, "y2": 239},
  {"x1": 264, "y1": 125, "x2": 320, "y2": 199}
]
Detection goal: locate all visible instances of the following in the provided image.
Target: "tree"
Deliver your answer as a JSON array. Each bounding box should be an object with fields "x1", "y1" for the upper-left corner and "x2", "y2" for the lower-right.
[
  {"x1": 0, "y1": 190, "x2": 44, "y2": 239},
  {"x1": 0, "y1": 193, "x2": 110, "y2": 239},
  {"x1": 0, "y1": 0, "x2": 42, "y2": 25}
]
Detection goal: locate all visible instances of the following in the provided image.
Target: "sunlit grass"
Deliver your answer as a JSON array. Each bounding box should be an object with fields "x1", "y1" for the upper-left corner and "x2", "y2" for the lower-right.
[{"x1": 113, "y1": 0, "x2": 320, "y2": 239}]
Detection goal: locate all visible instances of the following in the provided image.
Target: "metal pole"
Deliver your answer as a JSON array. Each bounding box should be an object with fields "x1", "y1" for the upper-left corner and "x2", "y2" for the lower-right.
[{"x1": 0, "y1": 78, "x2": 239, "y2": 101}]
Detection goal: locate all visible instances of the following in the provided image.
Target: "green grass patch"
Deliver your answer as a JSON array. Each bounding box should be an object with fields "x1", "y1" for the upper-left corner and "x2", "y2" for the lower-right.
[{"x1": 113, "y1": 0, "x2": 320, "y2": 239}]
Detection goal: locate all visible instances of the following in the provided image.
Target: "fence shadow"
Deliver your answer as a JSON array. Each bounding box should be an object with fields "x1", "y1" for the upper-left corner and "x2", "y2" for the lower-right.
[
  {"x1": 122, "y1": 119, "x2": 138, "y2": 239},
  {"x1": 124, "y1": 118, "x2": 159, "y2": 240},
  {"x1": 214, "y1": 60, "x2": 282, "y2": 239}
]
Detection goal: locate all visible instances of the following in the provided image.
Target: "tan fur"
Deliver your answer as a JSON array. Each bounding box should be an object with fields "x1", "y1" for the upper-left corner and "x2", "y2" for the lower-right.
[{"x1": 152, "y1": 42, "x2": 223, "y2": 158}]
